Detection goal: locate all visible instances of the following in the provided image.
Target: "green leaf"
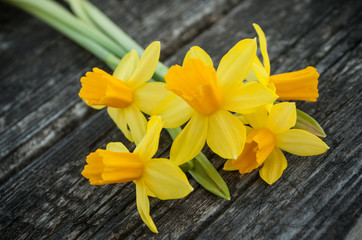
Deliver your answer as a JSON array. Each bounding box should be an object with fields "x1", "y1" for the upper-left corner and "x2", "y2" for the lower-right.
[
  {"x1": 179, "y1": 159, "x2": 195, "y2": 172},
  {"x1": 189, "y1": 153, "x2": 230, "y2": 200},
  {"x1": 294, "y1": 109, "x2": 326, "y2": 138}
]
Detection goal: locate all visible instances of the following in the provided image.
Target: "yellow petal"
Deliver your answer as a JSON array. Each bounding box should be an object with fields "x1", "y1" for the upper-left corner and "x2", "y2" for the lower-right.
[
  {"x1": 266, "y1": 102, "x2": 297, "y2": 134},
  {"x1": 243, "y1": 106, "x2": 268, "y2": 129},
  {"x1": 170, "y1": 112, "x2": 208, "y2": 165},
  {"x1": 217, "y1": 39, "x2": 257, "y2": 92},
  {"x1": 106, "y1": 142, "x2": 129, "y2": 153},
  {"x1": 267, "y1": 82, "x2": 276, "y2": 93},
  {"x1": 207, "y1": 109, "x2": 246, "y2": 159},
  {"x1": 183, "y1": 46, "x2": 213, "y2": 67},
  {"x1": 128, "y1": 41, "x2": 160, "y2": 89},
  {"x1": 134, "y1": 116, "x2": 163, "y2": 161},
  {"x1": 276, "y1": 129, "x2": 329, "y2": 156},
  {"x1": 143, "y1": 158, "x2": 193, "y2": 200},
  {"x1": 246, "y1": 56, "x2": 269, "y2": 85},
  {"x1": 124, "y1": 104, "x2": 148, "y2": 145},
  {"x1": 135, "y1": 180, "x2": 158, "y2": 233},
  {"x1": 252, "y1": 57, "x2": 270, "y2": 85},
  {"x1": 223, "y1": 82, "x2": 277, "y2": 114},
  {"x1": 108, "y1": 104, "x2": 147, "y2": 145},
  {"x1": 253, "y1": 23, "x2": 270, "y2": 75},
  {"x1": 145, "y1": 187, "x2": 156, "y2": 198},
  {"x1": 134, "y1": 82, "x2": 170, "y2": 115},
  {"x1": 152, "y1": 93, "x2": 194, "y2": 128},
  {"x1": 223, "y1": 159, "x2": 238, "y2": 171},
  {"x1": 107, "y1": 107, "x2": 133, "y2": 142},
  {"x1": 259, "y1": 148, "x2": 287, "y2": 185},
  {"x1": 113, "y1": 50, "x2": 139, "y2": 81}
]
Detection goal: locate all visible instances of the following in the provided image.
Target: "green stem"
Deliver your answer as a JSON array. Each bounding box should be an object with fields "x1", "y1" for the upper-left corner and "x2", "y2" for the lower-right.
[
  {"x1": 79, "y1": 0, "x2": 144, "y2": 55},
  {"x1": 73, "y1": 0, "x2": 169, "y2": 82},
  {"x1": 6, "y1": 0, "x2": 120, "y2": 69},
  {"x1": 66, "y1": 0, "x2": 98, "y2": 28},
  {"x1": 6, "y1": 0, "x2": 128, "y2": 59},
  {"x1": 165, "y1": 127, "x2": 181, "y2": 140}
]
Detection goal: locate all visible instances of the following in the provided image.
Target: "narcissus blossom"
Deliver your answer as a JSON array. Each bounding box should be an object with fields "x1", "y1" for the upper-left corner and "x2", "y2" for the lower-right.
[
  {"x1": 79, "y1": 41, "x2": 169, "y2": 144},
  {"x1": 246, "y1": 24, "x2": 320, "y2": 102},
  {"x1": 153, "y1": 39, "x2": 277, "y2": 165},
  {"x1": 224, "y1": 102, "x2": 329, "y2": 184},
  {"x1": 82, "y1": 116, "x2": 193, "y2": 233}
]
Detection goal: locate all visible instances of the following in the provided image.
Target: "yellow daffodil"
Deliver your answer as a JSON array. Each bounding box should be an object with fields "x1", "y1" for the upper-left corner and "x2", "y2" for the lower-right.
[
  {"x1": 79, "y1": 41, "x2": 169, "y2": 144},
  {"x1": 247, "y1": 24, "x2": 320, "y2": 102},
  {"x1": 224, "y1": 102, "x2": 329, "y2": 184},
  {"x1": 153, "y1": 39, "x2": 278, "y2": 165},
  {"x1": 82, "y1": 116, "x2": 193, "y2": 233}
]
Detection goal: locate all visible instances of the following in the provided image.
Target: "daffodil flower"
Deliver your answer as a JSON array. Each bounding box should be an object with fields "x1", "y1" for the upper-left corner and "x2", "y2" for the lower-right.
[
  {"x1": 247, "y1": 24, "x2": 320, "y2": 102},
  {"x1": 153, "y1": 39, "x2": 277, "y2": 165},
  {"x1": 79, "y1": 41, "x2": 169, "y2": 144},
  {"x1": 224, "y1": 102, "x2": 329, "y2": 184},
  {"x1": 82, "y1": 116, "x2": 193, "y2": 233}
]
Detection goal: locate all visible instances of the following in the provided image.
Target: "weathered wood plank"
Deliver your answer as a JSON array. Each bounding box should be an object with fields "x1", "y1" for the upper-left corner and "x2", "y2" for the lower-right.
[
  {"x1": 0, "y1": 0, "x2": 361, "y2": 239},
  {"x1": 128, "y1": 0, "x2": 362, "y2": 238},
  {"x1": 0, "y1": 0, "x2": 241, "y2": 184}
]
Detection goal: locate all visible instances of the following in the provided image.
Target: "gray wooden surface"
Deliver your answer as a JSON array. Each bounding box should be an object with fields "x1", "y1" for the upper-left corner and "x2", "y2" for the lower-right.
[{"x1": 0, "y1": 0, "x2": 361, "y2": 239}]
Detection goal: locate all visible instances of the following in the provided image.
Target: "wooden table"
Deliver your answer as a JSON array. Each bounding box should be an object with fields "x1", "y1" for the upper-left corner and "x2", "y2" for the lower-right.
[{"x1": 1, "y1": 0, "x2": 361, "y2": 239}]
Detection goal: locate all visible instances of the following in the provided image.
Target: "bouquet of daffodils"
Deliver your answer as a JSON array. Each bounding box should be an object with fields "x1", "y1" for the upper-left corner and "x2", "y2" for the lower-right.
[{"x1": 7, "y1": 0, "x2": 328, "y2": 233}]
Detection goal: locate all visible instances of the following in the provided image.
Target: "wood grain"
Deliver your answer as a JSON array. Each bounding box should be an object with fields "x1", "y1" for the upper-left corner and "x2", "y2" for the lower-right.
[{"x1": 0, "y1": 0, "x2": 361, "y2": 239}]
